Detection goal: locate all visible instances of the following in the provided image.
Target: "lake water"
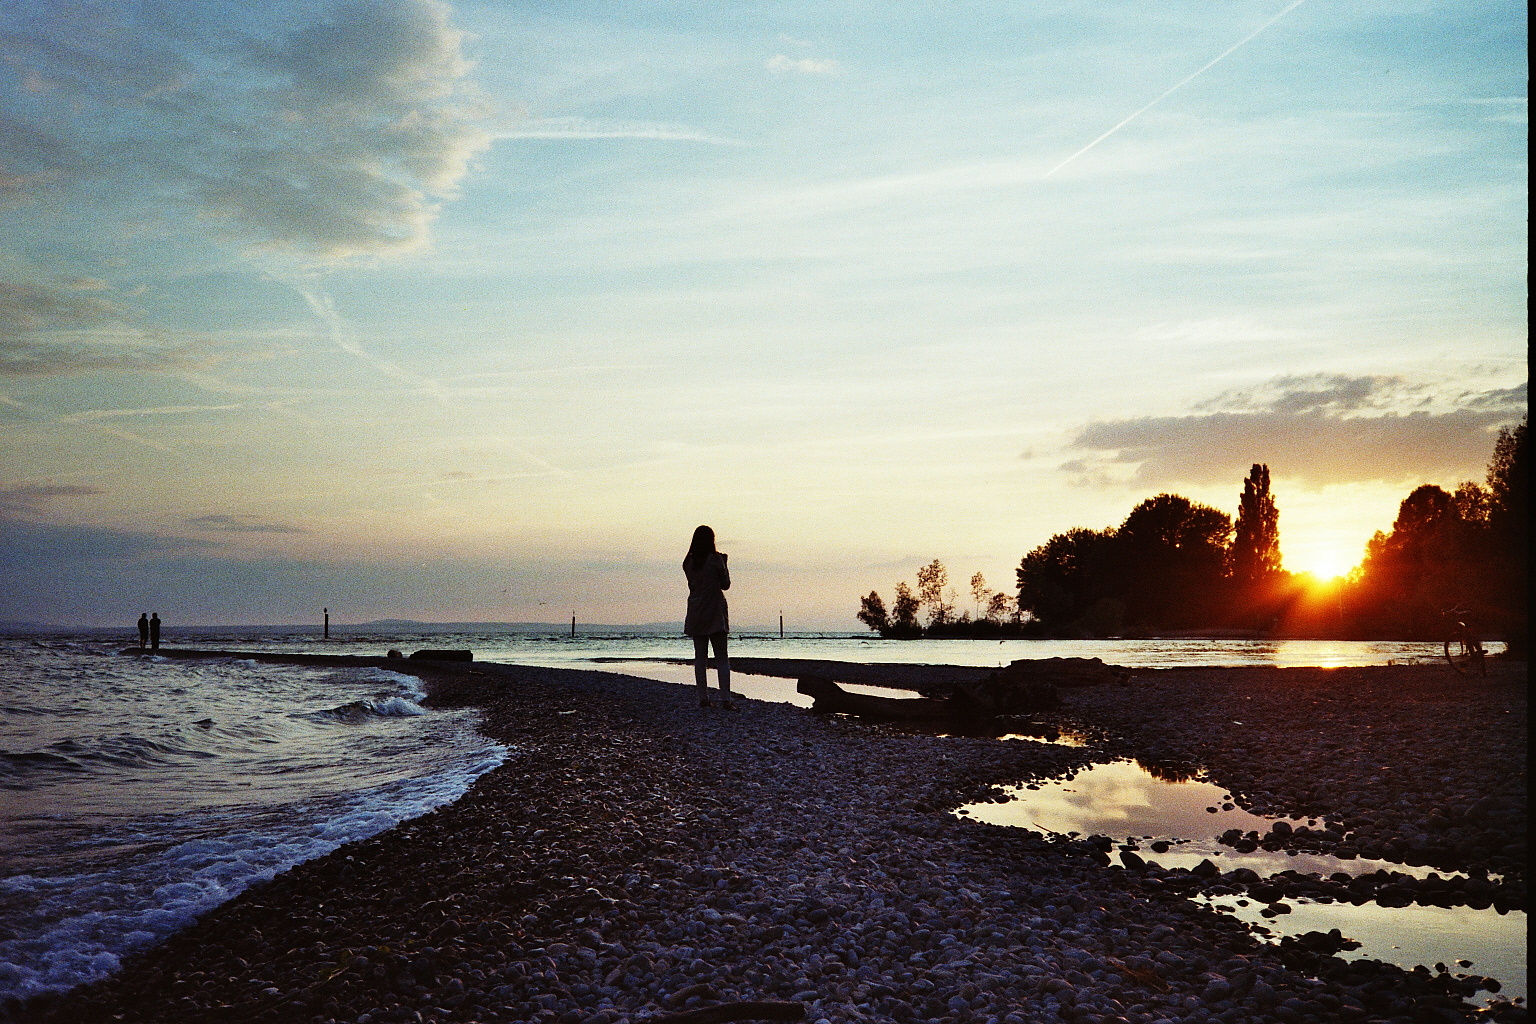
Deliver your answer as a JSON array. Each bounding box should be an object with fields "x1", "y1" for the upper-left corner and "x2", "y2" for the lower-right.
[{"x1": 0, "y1": 626, "x2": 1515, "y2": 1007}]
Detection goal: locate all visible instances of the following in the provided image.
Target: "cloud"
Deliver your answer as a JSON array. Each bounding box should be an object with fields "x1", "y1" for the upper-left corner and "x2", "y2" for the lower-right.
[
  {"x1": 1458, "y1": 382, "x2": 1529, "y2": 410},
  {"x1": 1066, "y1": 376, "x2": 1527, "y2": 487},
  {"x1": 0, "y1": 517, "x2": 208, "y2": 563},
  {"x1": 1194, "y1": 373, "x2": 1429, "y2": 416},
  {"x1": 491, "y1": 117, "x2": 737, "y2": 144},
  {"x1": 0, "y1": 279, "x2": 121, "y2": 338},
  {"x1": 1457, "y1": 96, "x2": 1527, "y2": 125},
  {"x1": 186, "y1": 513, "x2": 307, "y2": 534},
  {"x1": 1, "y1": 0, "x2": 488, "y2": 258},
  {"x1": 0, "y1": 279, "x2": 215, "y2": 376},
  {"x1": 0, "y1": 483, "x2": 104, "y2": 514},
  {"x1": 765, "y1": 54, "x2": 839, "y2": 75}
]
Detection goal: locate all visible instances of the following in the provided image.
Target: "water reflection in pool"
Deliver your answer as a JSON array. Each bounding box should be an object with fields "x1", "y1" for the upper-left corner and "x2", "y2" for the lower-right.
[
  {"x1": 960, "y1": 759, "x2": 1525, "y2": 1002},
  {"x1": 1200, "y1": 895, "x2": 1526, "y2": 1004}
]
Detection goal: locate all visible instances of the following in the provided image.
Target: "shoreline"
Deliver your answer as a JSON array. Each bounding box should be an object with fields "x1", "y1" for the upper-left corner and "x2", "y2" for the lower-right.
[{"x1": 10, "y1": 654, "x2": 1526, "y2": 1023}]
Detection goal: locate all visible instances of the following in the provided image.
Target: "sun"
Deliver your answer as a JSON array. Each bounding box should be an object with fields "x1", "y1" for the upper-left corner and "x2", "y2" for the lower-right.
[{"x1": 1288, "y1": 545, "x2": 1357, "y2": 581}]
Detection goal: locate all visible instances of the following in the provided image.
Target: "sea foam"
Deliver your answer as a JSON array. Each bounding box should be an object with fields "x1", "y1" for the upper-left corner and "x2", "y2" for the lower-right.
[{"x1": 0, "y1": 745, "x2": 507, "y2": 1003}]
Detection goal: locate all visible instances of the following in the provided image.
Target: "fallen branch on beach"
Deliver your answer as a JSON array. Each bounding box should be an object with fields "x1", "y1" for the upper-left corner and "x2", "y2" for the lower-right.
[
  {"x1": 796, "y1": 657, "x2": 1127, "y2": 720},
  {"x1": 648, "y1": 1000, "x2": 807, "y2": 1023},
  {"x1": 796, "y1": 676, "x2": 954, "y2": 719}
]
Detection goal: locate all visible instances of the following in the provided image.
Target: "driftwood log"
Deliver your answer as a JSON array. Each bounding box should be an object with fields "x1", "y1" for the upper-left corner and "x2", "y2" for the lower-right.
[
  {"x1": 798, "y1": 658, "x2": 1128, "y2": 721},
  {"x1": 949, "y1": 657, "x2": 1127, "y2": 714},
  {"x1": 996, "y1": 657, "x2": 1130, "y2": 687},
  {"x1": 797, "y1": 676, "x2": 953, "y2": 719},
  {"x1": 650, "y1": 1001, "x2": 806, "y2": 1023}
]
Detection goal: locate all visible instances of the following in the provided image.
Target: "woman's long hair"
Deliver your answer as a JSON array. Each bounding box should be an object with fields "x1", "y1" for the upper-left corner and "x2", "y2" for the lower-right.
[{"x1": 684, "y1": 524, "x2": 716, "y2": 570}]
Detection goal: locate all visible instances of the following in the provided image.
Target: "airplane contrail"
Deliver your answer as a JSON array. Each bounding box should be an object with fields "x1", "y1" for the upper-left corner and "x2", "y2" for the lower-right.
[
  {"x1": 0, "y1": 390, "x2": 179, "y2": 453},
  {"x1": 287, "y1": 278, "x2": 571, "y2": 479},
  {"x1": 1044, "y1": 0, "x2": 1308, "y2": 178},
  {"x1": 292, "y1": 281, "x2": 431, "y2": 391}
]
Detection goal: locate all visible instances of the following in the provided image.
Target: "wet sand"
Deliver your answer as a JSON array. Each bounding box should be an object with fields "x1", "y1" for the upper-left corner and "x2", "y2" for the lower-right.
[{"x1": 10, "y1": 655, "x2": 1526, "y2": 1024}]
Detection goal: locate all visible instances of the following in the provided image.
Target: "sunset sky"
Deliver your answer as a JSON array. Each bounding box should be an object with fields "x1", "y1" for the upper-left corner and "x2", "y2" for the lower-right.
[{"x1": 1, "y1": 0, "x2": 1527, "y2": 629}]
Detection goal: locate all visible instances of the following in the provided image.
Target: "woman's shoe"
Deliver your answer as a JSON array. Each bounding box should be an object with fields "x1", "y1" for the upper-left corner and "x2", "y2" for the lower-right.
[{"x1": 698, "y1": 698, "x2": 713, "y2": 708}]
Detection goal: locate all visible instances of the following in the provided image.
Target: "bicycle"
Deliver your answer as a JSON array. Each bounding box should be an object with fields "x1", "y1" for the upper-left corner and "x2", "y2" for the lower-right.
[{"x1": 1442, "y1": 607, "x2": 1486, "y2": 676}]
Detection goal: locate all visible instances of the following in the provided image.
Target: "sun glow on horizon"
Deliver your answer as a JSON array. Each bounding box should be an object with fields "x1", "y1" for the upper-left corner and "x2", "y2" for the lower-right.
[{"x1": 1286, "y1": 546, "x2": 1358, "y2": 582}]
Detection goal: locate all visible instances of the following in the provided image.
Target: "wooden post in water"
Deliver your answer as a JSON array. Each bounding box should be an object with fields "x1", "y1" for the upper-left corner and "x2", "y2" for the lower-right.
[
  {"x1": 779, "y1": 612, "x2": 784, "y2": 639},
  {"x1": 324, "y1": 607, "x2": 329, "y2": 639},
  {"x1": 570, "y1": 612, "x2": 576, "y2": 638}
]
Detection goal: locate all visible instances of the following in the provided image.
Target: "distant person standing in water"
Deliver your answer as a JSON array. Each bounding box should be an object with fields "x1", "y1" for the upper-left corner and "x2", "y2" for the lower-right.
[
  {"x1": 683, "y1": 525, "x2": 732, "y2": 708},
  {"x1": 149, "y1": 612, "x2": 161, "y2": 650},
  {"x1": 137, "y1": 613, "x2": 149, "y2": 649}
]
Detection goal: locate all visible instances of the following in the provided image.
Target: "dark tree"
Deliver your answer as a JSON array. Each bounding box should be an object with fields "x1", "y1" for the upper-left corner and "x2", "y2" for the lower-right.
[
  {"x1": 985, "y1": 590, "x2": 1014, "y2": 624},
  {"x1": 890, "y1": 582, "x2": 922, "y2": 635},
  {"x1": 1351, "y1": 484, "x2": 1482, "y2": 637},
  {"x1": 1016, "y1": 527, "x2": 1118, "y2": 633},
  {"x1": 915, "y1": 559, "x2": 952, "y2": 626},
  {"x1": 1231, "y1": 463, "x2": 1281, "y2": 584},
  {"x1": 1116, "y1": 494, "x2": 1232, "y2": 630},
  {"x1": 856, "y1": 591, "x2": 889, "y2": 633},
  {"x1": 1349, "y1": 421, "x2": 1527, "y2": 643},
  {"x1": 1485, "y1": 419, "x2": 1528, "y2": 650},
  {"x1": 1488, "y1": 419, "x2": 1528, "y2": 511}
]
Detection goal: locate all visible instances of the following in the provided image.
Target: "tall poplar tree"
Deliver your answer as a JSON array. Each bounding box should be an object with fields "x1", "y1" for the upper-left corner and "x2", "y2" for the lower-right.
[{"x1": 1231, "y1": 463, "x2": 1281, "y2": 584}]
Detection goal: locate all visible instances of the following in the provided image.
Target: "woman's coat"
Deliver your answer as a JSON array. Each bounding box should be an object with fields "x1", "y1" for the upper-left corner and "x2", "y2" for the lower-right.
[{"x1": 684, "y1": 552, "x2": 730, "y2": 636}]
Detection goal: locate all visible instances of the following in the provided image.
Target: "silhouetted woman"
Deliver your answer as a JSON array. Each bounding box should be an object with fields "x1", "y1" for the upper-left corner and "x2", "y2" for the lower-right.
[{"x1": 683, "y1": 525, "x2": 731, "y2": 708}]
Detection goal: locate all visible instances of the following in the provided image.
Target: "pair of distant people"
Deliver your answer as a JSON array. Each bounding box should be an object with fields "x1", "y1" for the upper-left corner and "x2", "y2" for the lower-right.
[{"x1": 136, "y1": 612, "x2": 161, "y2": 650}]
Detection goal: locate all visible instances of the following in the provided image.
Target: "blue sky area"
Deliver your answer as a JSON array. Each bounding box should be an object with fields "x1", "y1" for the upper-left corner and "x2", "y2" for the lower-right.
[{"x1": 0, "y1": 0, "x2": 1527, "y2": 627}]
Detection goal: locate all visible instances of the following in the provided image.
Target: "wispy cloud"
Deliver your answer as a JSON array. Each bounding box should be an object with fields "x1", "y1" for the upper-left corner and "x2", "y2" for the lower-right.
[
  {"x1": 0, "y1": 482, "x2": 104, "y2": 515},
  {"x1": 765, "y1": 54, "x2": 840, "y2": 75},
  {"x1": 1194, "y1": 373, "x2": 1426, "y2": 416},
  {"x1": 492, "y1": 117, "x2": 739, "y2": 144},
  {"x1": 0, "y1": 389, "x2": 178, "y2": 453},
  {"x1": 55, "y1": 403, "x2": 246, "y2": 424},
  {"x1": 0, "y1": 518, "x2": 209, "y2": 566},
  {"x1": 0, "y1": 279, "x2": 210, "y2": 376},
  {"x1": 286, "y1": 277, "x2": 570, "y2": 477},
  {"x1": 1457, "y1": 96, "x2": 1527, "y2": 124},
  {"x1": 186, "y1": 513, "x2": 307, "y2": 534},
  {"x1": 289, "y1": 278, "x2": 444, "y2": 392}
]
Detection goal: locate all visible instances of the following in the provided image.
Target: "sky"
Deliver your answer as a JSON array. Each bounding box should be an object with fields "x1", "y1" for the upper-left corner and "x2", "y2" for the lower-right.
[{"x1": 0, "y1": 0, "x2": 1527, "y2": 629}]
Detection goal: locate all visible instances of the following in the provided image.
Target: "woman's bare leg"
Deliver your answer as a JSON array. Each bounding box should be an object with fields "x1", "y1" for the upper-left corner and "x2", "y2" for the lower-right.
[
  {"x1": 693, "y1": 635, "x2": 711, "y2": 703},
  {"x1": 711, "y1": 632, "x2": 731, "y2": 698}
]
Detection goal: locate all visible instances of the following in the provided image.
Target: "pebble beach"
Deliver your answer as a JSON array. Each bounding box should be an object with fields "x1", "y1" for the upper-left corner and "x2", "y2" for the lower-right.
[{"x1": 8, "y1": 654, "x2": 1526, "y2": 1024}]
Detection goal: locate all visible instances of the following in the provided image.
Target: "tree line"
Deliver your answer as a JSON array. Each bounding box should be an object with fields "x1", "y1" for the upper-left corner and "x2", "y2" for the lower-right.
[
  {"x1": 857, "y1": 561, "x2": 1021, "y2": 639},
  {"x1": 855, "y1": 420, "x2": 1526, "y2": 650},
  {"x1": 1347, "y1": 420, "x2": 1526, "y2": 646}
]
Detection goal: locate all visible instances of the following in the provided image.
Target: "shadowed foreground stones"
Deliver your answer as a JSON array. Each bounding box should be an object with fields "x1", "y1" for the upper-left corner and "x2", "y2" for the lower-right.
[{"x1": 9, "y1": 657, "x2": 1525, "y2": 1024}]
